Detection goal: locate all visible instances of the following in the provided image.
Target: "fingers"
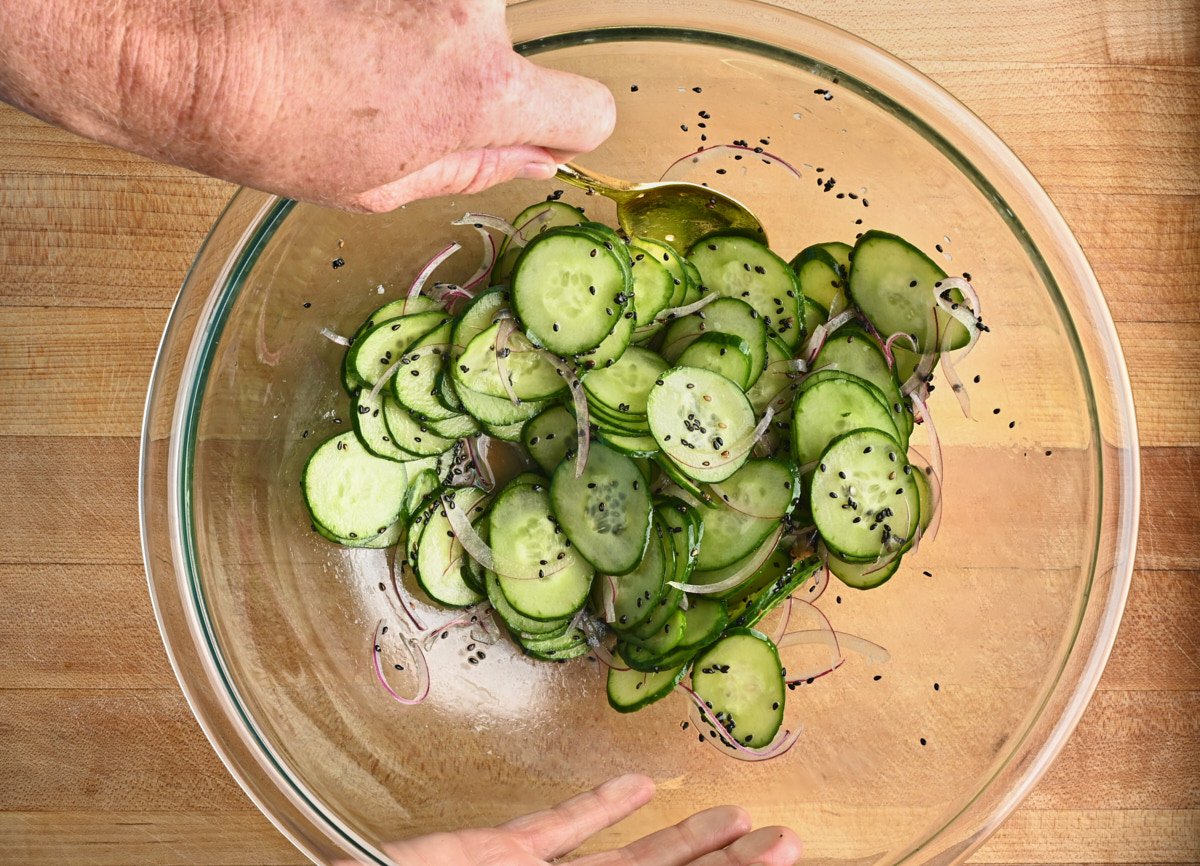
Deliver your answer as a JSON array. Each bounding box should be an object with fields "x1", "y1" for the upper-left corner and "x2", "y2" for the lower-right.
[
  {"x1": 491, "y1": 56, "x2": 617, "y2": 155},
  {"x1": 575, "y1": 804, "x2": 752, "y2": 866},
  {"x1": 686, "y1": 825, "x2": 803, "y2": 866},
  {"x1": 347, "y1": 144, "x2": 558, "y2": 212},
  {"x1": 500, "y1": 774, "x2": 656, "y2": 861}
]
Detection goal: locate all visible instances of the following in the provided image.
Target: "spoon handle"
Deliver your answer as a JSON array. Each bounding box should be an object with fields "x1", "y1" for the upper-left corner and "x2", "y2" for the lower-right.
[{"x1": 555, "y1": 162, "x2": 636, "y2": 197}]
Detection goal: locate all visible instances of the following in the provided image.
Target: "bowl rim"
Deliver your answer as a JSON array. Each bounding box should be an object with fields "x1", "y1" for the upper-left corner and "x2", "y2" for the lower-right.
[{"x1": 140, "y1": 2, "x2": 1139, "y2": 863}]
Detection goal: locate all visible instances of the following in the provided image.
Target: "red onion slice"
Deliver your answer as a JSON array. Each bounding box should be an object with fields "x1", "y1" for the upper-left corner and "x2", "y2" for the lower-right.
[
  {"x1": 387, "y1": 549, "x2": 426, "y2": 632},
  {"x1": 934, "y1": 278, "x2": 983, "y2": 419},
  {"x1": 405, "y1": 242, "x2": 461, "y2": 311},
  {"x1": 538, "y1": 350, "x2": 590, "y2": 478},
  {"x1": 452, "y1": 213, "x2": 519, "y2": 240},
  {"x1": 778, "y1": 628, "x2": 891, "y2": 666},
  {"x1": 441, "y1": 492, "x2": 495, "y2": 572},
  {"x1": 800, "y1": 559, "x2": 831, "y2": 604},
  {"x1": 372, "y1": 620, "x2": 431, "y2": 706},
  {"x1": 653, "y1": 291, "x2": 719, "y2": 324},
  {"x1": 601, "y1": 574, "x2": 618, "y2": 623},
  {"x1": 514, "y1": 208, "x2": 554, "y2": 245},
  {"x1": 908, "y1": 390, "x2": 943, "y2": 487},
  {"x1": 907, "y1": 447, "x2": 944, "y2": 544},
  {"x1": 319, "y1": 327, "x2": 351, "y2": 347},
  {"x1": 454, "y1": 223, "x2": 498, "y2": 293},
  {"x1": 770, "y1": 597, "x2": 795, "y2": 643},
  {"x1": 882, "y1": 331, "x2": 918, "y2": 369},
  {"x1": 659, "y1": 144, "x2": 806, "y2": 186},
  {"x1": 802, "y1": 309, "x2": 857, "y2": 363},
  {"x1": 465, "y1": 436, "x2": 496, "y2": 491},
  {"x1": 668, "y1": 526, "x2": 783, "y2": 594},
  {"x1": 678, "y1": 682, "x2": 803, "y2": 762}
]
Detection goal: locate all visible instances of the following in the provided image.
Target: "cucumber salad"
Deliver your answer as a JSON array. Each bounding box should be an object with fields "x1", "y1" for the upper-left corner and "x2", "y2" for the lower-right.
[{"x1": 302, "y1": 189, "x2": 984, "y2": 761}]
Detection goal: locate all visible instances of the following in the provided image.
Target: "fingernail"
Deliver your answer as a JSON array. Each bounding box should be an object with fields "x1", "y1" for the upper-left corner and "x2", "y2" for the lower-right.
[{"x1": 519, "y1": 161, "x2": 557, "y2": 180}]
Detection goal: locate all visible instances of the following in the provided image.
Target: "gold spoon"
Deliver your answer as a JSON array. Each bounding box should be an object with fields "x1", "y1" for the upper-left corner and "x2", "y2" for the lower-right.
[{"x1": 555, "y1": 163, "x2": 765, "y2": 252}]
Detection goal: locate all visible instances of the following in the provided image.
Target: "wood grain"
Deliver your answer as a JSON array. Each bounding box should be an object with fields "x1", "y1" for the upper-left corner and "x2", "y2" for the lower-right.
[{"x1": 0, "y1": 0, "x2": 1197, "y2": 863}]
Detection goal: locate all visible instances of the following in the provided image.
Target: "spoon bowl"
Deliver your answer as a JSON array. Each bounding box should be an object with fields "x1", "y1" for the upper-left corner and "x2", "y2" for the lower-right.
[{"x1": 556, "y1": 162, "x2": 765, "y2": 249}]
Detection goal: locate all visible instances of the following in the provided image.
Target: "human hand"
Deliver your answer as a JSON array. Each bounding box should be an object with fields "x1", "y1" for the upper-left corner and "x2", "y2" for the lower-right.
[
  {"x1": 342, "y1": 774, "x2": 802, "y2": 866},
  {"x1": 0, "y1": 0, "x2": 615, "y2": 212}
]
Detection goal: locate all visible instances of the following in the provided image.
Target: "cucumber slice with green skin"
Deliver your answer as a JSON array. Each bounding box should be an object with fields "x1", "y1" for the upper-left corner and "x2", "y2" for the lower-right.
[
  {"x1": 485, "y1": 570, "x2": 573, "y2": 636},
  {"x1": 490, "y1": 479, "x2": 594, "y2": 620},
  {"x1": 598, "y1": 431, "x2": 660, "y2": 458},
  {"x1": 790, "y1": 245, "x2": 846, "y2": 314},
  {"x1": 588, "y1": 397, "x2": 649, "y2": 429},
  {"x1": 655, "y1": 498, "x2": 703, "y2": 587},
  {"x1": 677, "y1": 333, "x2": 754, "y2": 390},
  {"x1": 460, "y1": 513, "x2": 492, "y2": 596},
  {"x1": 522, "y1": 405, "x2": 577, "y2": 474},
  {"x1": 630, "y1": 583, "x2": 683, "y2": 640},
  {"x1": 681, "y1": 259, "x2": 705, "y2": 305},
  {"x1": 647, "y1": 366, "x2": 757, "y2": 484},
  {"x1": 414, "y1": 488, "x2": 489, "y2": 607},
  {"x1": 631, "y1": 253, "x2": 675, "y2": 326},
  {"x1": 692, "y1": 629, "x2": 786, "y2": 748},
  {"x1": 817, "y1": 241, "x2": 852, "y2": 274},
  {"x1": 453, "y1": 381, "x2": 550, "y2": 426},
  {"x1": 512, "y1": 227, "x2": 632, "y2": 355},
  {"x1": 352, "y1": 387, "x2": 420, "y2": 462},
  {"x1": 515, "y1": 621, "x2": 572, "y2": 642},
  {"x1": 687, "y1": 234, "x2": 803, "y2": 348},
  {"x1": 576, "y1": 308, "x2": 635, "y2": 371},
  {"x1": 791, "y1": 376, "x2": 902, "y2": 467},
  {"x1": 592, "y1": 524, "x2": 667, "y2": 629},
  {"x1": 892, "y1": 345, "x2": 923, "y2": 387},
  {"x1": 550, "y1": 442, "x2": 653, "y2": 575},
  {"x1": 625, "y1": 607, "x2": 685, "y2": 655},
  {"x1": 483, "y1": 420, "x2": 525, "y2": 442},
  {"x1": 725, "y1": 543, "x2": 799, "y2": 619},
  {"x1": 848, "y1": 230, "x2": 969, "y2": 352},
  {"x1": 733, "y1": 556, "x2": 820, "y2": 629},
  {"x1": 811, "y1": 428, "x2": 921, "y2": 562},
  {"x1": 401, "y1": 467, "x2": 442, "y2": 520},
  {"x1": 826, "y1": 548, "x2": 901, "y2": 590},
  {"x1": 801, "y1": 296, "x2": 828, "y2": 335},
  {"x1": 349, "y1": 311, "x2": 448, "y2": 387},
  {"x1": 746, "y1": 336, "x2": 795, "y2": 414},
  {"x1": 518, "y1": 626, "x2": 589, "y2": 661},
  {"x1": 390, "y1": 322, "x2": 458, "y2": 421},
  {"x1": 583, "y1": 346, "x2": 668, "y2": 416},
  {"x1": 493, "y1": 201, "x2": 586, "y2": 282},
  {"x1": 436, "y1": 372, "x2": 464, "y2": 413},
  {"x1": 655, "y1": 457, "x2": 711, "y2": 505},
  {"x1": 685, "y1": 458, "x2": 798, "y2": 571},
  {"x1": 451, "y1": 288, "x2": 508, "y2": 356},
  {"x1": 302, "y1": 432, "x2": 409, "y2": 541},
  {"x1": 607, "y1": 653, "x2": 690, "y2": 713},
  {"x1": 688, "y1": 529, "x2": 784, "y2": 599},
  {"x1": 677, "y1": 597, "x2": 728, "y2": 654},
  {"x1": 454, "y1": 322, "x2": 567, "y2": 402},
  {"x1": 425, "y1": 412, "x2": 480, "y2": 440},
  {"x1": 344, "y1": 295, "x2": 446, "y2": 392},
  {"x1": 382, "y1": 397, "x2": 458, "y2": 457},
  {"x1": 311, "y1": 516, "x2": 404, "y2": 549},
  {"x1": 814, "y1": 329, "x2": 911, "y2": 446},
  {"x1": 631, "y1": 238, "x2": 690, "y2": 307},
  {"x1": 660, "y1": 298, "x2": 767, "y2": 389}
]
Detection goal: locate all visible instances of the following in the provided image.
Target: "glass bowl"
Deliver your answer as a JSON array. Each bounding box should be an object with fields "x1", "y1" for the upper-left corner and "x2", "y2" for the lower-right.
[{"x1": 140, "y1": 1, "x2": 1139, "y2": 863}]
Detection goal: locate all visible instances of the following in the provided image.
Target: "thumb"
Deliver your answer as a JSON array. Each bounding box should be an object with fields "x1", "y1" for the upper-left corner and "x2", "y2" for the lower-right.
[
  {"x1": 492, "y1": 57, "x2": 617, "y2": 155},
  {"x1": 347, "y1": 144, "x2": 558, "y2": 213}
]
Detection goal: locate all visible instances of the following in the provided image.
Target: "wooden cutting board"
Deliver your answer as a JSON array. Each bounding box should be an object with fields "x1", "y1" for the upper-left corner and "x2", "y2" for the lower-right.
[{"x1": 1, "y1": 1, "x2": 1196, "y2": 863}]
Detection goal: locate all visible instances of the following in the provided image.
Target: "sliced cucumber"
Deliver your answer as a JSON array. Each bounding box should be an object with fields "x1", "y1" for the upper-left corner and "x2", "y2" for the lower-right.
[
  {"x1": 630, "y1": 252, "x2": 675, "y2": 326},
  {"x1": 655, "y1": 497, "x2": 702, "y2": 587},
  {"x1": 790, "y1": 244, "x2": 845, "y2": 314},
  {"x1": 745, "y1": 336, "x2": 794, "y2": 415},
  {"x1": 519, "y1": 626, "x2": 589, "y2": 661},
  {"x1": 631, "y1": 237, "x2": 690, "y2": 307},
  {"x1": 483, "y1": 420, "x2": 525, "y2": 442},
  {"x1": 688, "y1": 234, "x2": 803, "y2": 348},
  {"x1": 454, "y1": 322, "x2": 566, "y2": 402},
  {"x1": 551, "y1": 442, "x2": 653, "y2": 575},
  {"x1": 450, "y1": 288, "x2": 507, "y2": 356},
  {"x1": 814, "y1": 328, "x2": 911, "y2": 446},
  {"x1": 512, "y1": 227, "x2": 632, "y2": 355},
  {"x1": 607, "y1": 654, "x2": 690, "y2": 713},
  {"x1": 352, "y1": 387, "x2": 417, "y2": 462},
  {"x1": 522, "y1": 405, "x2": 577, "y2": 475},
  {"x1": 826, "y1": 548, "x2": 901, "y2": 590},
  {"x1": 801, "y1": 295, "x2": 828, "y2": 335},
  {"x1": 598, "y1": 431, "x2": 659, "y2": 458},
  {"x1": 301, "y1": 432, "x2": 409, "y2": 541},
  {"x1": 494, "y1": 201, "x2": 586, "y2": 281},
  {"x1": 688, "y1": 529, "x2": 782, "y2": 599},
  {"x1": 677, "y1": 333, "x2": 754, "y2": 390},
  {"x1": 848, "y1": 230, "x2": 969, "y2": 352},
  {"x1": 414, "y1": 488, "x2": 489, "y2": 607},
  {"x1": 692, "y1": 629, "x2": 785, "y2": 748},
  {"x1": 583, "y1": 346, "x2": 668, "y2": 417},
  {"x1": 733, "y1": 556, "x2": 819, "y2": 628},
  {"x1": 348, "y1": 310, "x2": 447, "y2": 387},
  {"x1": 810, "y1": 428, "x2": 920, "y2": 562},
  {"x1": 626, "y1": 607, "x2": 685, "y2": 655},
  {"x1": 592, "y1": 524, "x2": 667, "y2": 629},
  {"x1": 490, "y1": 479, "x2": 594, "y2": 620},
  {"x1": 382, "y1": 398, "x2": 458, "y2": 456},
  {"x1": 486, "y1": 570, "x2": 573, "y2": 636},
  {"x1": 576, "y1": 307, "x2": 636, "y2": 371},
  {"x1": 454, "y1": 381, "x2": 550, "y2": 426},
  {"x1": 390, "y1": 322, "x2": 457, "y2": 421},
  {"x1": 425, "y1": 411, "x2": 480, "y2": 440},
  {"x1": 791, "y1": 375, "x2": 902, "y2": 466},
  {"x1": 676, "y1": 597, "x2": 728, "y2": 654},
  {"x1": 724, "y1": 543, "x2": 799, "y2": 620},
  {"x1": 660, "y1": 297, "x2": 767, "y2": 389},
  {"x1": 647, "y1": 366, "x2": 757, "y2": 484}
]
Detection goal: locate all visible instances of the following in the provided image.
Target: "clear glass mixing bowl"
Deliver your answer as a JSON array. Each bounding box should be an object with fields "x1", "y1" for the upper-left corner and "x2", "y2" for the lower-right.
[{"x1": 140, "y1": 2, "x2": 1139, "y2": 863}]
